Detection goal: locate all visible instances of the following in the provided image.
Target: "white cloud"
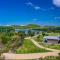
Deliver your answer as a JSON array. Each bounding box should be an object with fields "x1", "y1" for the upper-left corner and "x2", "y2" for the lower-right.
[
  {"x1": 25, "y1": 2, "x2": 55, "y2": 11},
  {"x1": 25, "y1": 2, "x2": 33, "y2": 6},
  {"x1": 33, "y1": 19, "x2": 38, "y2": 21},
  {"x1": 54, "y1": 16, "x2": 60, "y2": 19},
  {"x1": 32, "y1": 19, "x2": 40, "y2": 21},
  {"x1": 46, "y1": 7, "x2": 55, "y2": 11},
  {"x1": 34, "y1": 6, "x2": 41, "y2": 10},
  {"x1": 25, "y1": 2, "x2": 41, "y2": 10},
  {"x1": 53, "y1": 0, "x2": 60, "y2": 7}
]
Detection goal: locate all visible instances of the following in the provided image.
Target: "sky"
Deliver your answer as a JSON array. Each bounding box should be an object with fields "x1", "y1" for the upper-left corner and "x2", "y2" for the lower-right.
[{"x1": 0, "y1": 0, "x2": 60, "y2": 26}]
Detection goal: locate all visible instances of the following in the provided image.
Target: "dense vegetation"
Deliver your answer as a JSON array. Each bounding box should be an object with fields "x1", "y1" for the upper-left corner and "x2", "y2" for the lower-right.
[{"x1": 0, "y1": 24, "x2": 60, "y2": 53}]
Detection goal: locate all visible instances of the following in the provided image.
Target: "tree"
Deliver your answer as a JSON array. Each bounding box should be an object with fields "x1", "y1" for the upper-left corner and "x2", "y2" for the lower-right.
[
  {"x1": 26, "y1": 24, "x2": 40, "y2": 29},
  {"x1": 28, "y1": 30, "x2": 31, "y2": 36},
  {"x1": 28, "y1": 30, "x2": 35, "y2": 37},
  {"x1": 42, "y1": 32, "x2": 46, "y2": 36},
  {"x1": 57, "y1": 53, "x2": 60, "y2": 59},
  {"x1": 1, "y1": 35, "x2": 11, "y2": 44},
  {"x1": 18, "y1": 31, "x2": 25, "y2": 43}
]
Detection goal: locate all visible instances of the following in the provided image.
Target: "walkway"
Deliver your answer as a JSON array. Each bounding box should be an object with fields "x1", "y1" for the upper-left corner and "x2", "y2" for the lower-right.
[{"x1": 2, "y1": 52, "x2": 58, "y2": 60}]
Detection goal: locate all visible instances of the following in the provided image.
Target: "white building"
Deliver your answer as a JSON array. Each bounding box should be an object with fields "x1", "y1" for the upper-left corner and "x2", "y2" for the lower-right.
[{"x1": 44, "y1": 36, "x2": 60, "y2": 44}]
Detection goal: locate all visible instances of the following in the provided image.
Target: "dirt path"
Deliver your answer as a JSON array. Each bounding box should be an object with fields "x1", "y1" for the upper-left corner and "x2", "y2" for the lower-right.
[{"x1": 2, "y1": 52, "x2": 58, "y2": 60}]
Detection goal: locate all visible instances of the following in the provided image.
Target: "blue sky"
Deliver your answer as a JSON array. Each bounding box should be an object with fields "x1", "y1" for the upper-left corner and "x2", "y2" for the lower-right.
[{"x1": 0, "y1": 0, "x2": 60, "y2": 26}]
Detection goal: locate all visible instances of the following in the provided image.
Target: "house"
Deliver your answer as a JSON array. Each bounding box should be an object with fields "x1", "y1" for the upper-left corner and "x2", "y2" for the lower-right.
[{"x1": 44, "y1": 36, "x2": 60, "y2": 44}]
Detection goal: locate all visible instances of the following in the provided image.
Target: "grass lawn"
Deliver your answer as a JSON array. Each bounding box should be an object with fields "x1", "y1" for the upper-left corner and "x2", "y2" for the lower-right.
[
  {"x1": 16, "y1": 39, "x2": 50, "y2": 54},
  {"x1": 39, "y1": 43, "x2": 60, "y2": 50}
]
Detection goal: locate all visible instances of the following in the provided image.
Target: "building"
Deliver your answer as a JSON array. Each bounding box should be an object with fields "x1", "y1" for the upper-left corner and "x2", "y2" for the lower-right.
[
  {"x1": 44, "y1": 36, "x2": 60, "y2": 44},
  {"x1": 15, "y1": 29, "x2": 40, "y2": 35},
  {"x1": 15, "y1": 29, "x2": 20, "y2": 33}
]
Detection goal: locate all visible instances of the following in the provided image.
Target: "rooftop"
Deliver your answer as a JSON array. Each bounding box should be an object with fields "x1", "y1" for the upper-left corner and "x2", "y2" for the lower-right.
[{"x1": 44, "y1": 36, "x2": 60, "y2": 40}]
